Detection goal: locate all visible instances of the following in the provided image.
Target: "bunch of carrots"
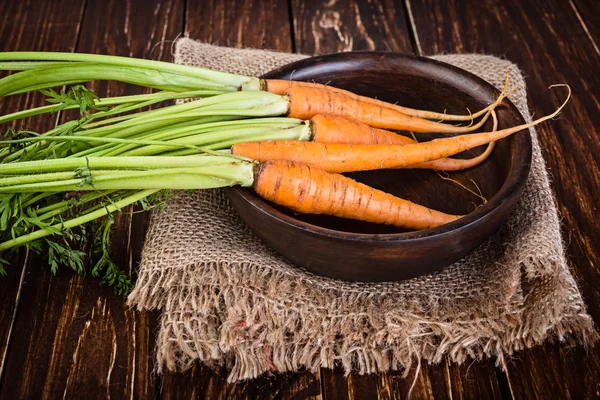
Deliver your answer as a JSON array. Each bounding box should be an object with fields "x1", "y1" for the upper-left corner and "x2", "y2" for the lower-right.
[{"x1": 0, "y1": 52, "x2": 569, "y2": 293}]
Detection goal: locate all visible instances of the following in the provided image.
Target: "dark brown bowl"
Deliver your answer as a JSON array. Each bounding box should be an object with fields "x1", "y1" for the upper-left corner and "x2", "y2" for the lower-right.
[{"x1": 225, "y1": 52, "x2": 532, "y2": 282}]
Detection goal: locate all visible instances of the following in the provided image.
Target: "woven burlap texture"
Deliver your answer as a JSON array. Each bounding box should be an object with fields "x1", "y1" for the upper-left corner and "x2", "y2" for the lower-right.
[{"x1": 128, "y1": 38, "x2": 597, "y2": 382}]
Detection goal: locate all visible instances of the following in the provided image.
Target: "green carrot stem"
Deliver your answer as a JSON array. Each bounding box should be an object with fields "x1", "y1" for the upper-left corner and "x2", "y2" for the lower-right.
[
  {"x1": 69, "y1": 117, "x2": 237, "y2": 158},
  {"x1": 81, "y1": 112, "x2": 231, "y2": 131},
  {"x1": 0, "y1": 165, "x2": 255, "y2": 192},
  {"x1": 115, "y1": 124, "x2": 309, "y2": 156},
  {"x1": 68, "y1": 118, "x2": 242, "y2": 157},
  {"x1": 20, "y1": 193, "x2": 52, "y2": 209},
  {"x1": 0, "y1": 52, "x2": 259, "y2": 89},
  {"x1": 0, "y1": 155, "x2": 245, "y2": 174},
  {"x1": 0, "y1": 171, "x2": 79, "y2": 186},
  {"x1": 0, "y1": 122, "x2": 307, "y2": 161},
  {"x1": 0, "y1": 104, "x2": 66, "y2": 124},
  {"x1": 0, "y1": 135, "x2": 206, "y2": 152},
  {"x1": 0, "y1": 121, "x2": 79, "y2": 162},
  {"x1": 36, "y1": 190, "x2": 120, "y2": 221},
  {"x1": 73, "y1": 92, "x2": 287, "y2": 139},
  {"x1": 0, "y1": 90, "x2": 211, "y2": 125},
  {"x1": 79, "y1": 118, "x2": 301, "y2": 149},
  {"x1": 0, "y1": 61, "x2": 72, "y2": 70},
  {"x1": 0, "y1": 189, "x2": 158, "y2": 251},
  {"x1": 68, "y1": 143, "x2": 118, "y2": 159},
  {"x1": 0, "y1": 64, "x2": 233, "y2": 97},
  {"x1": 35, "y1": 190, "x2": 117, "y2": 215},
  {"x1": 2, "y1": 94, "x2": 284, "y2": 162},
  {"x1": 127, "y1": 125, "x2": 312, "y2": 157},
  {"x1": 79, "y1": 106, "x2": 288, "y2": 141},
  {"x1": 81, "y1": 90, "x2": 226, "y2": 123}
]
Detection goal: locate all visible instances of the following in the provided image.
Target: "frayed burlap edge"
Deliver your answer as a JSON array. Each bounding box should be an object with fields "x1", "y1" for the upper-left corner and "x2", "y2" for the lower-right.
[{"x1": 152, "y1": 262, "x2": 596, "y2": 383}]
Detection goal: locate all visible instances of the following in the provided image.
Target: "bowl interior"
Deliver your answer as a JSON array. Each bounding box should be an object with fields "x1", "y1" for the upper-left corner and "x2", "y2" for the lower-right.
[{"x1": 232, "y1": 52, "x2": 530, "y2": 239}]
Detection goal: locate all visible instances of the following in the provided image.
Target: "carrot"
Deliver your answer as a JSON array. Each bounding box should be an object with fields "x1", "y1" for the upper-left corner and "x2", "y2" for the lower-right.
[
  {"x1": 265, "y1": 74, "x2": 513, "y2": 122},
  {"x1": 285, "y1": 86, "x2": 492, "y2": 133},
  {"x1": 253, "y1": 160, "x2": 461, "y2": 230},
  {"x1": 309, "y1": 112, "x2": 498, "y2": 171},
  {"x1": 233, "y1": 86, "x2": 569, "y2": 173},
  {"x1": 415, "y1": 141, "x2": 494, "y2": 171},
  {"x1": 310, "y1": 114, "x2": 415, "y2": 145}
]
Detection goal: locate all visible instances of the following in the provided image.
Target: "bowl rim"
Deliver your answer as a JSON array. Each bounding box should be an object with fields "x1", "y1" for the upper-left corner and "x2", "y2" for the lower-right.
[{"x1": 229, "y1": 51, "x2": 532, "y2": 243}]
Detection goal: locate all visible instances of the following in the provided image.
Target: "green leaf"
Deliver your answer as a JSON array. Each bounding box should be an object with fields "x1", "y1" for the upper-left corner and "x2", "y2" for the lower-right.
[
  {"x1": 0, "y1": 257, "x2": 9, "y2": 276},
  {"x1": 45, "y1": 239, "x2": 86, "y2": 275},
  {"x1": 41, "y1": 85, "x2": 109, "y2": 117},
  {"x1": 89, "y1": 216, "x2": 133, "y2": 296}
]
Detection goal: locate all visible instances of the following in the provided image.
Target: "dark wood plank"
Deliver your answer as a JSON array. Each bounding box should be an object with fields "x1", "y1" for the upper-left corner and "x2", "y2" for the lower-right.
[
  {"x1": 162, "y1": 364, "x2": 323, "y2": 400},
  {"x1": 321, "y1": 367, "x2": 433, "y2": 400},
  {"x1": 321, "y1": 362, "x2": 502, "y2": 400},
  {"x1": 160, "y1": 1, "x2": 320, "y2": 398},
  {"x1": 0, "y1": 252, "x2": 27, "y2": 376},
  {"x1": 0, "y1": 0, "x2": 86, "y2": 381},
  {"x1": 0, "y1": 0, "x2": 184, "y2": 398},
  {"x1": 161, "y1": 364, "x2": 228, "y2": 400},
  {"x1": 291, "y1": 0, "x2": 413, "y2": 54},
  {"x1": 185, "y1": 0, "x2": 292, "y2": 51},
  {"x1": 408, "y1": 0, "x2": 600, "y2": 398},
  {"x1": 291, "y1": 2, "x2": 503, "y2": 399},
  {"x1": 226, "y1": 372, "x2": 323, "y2": 400},
  {"x1": 444, "y1": 360, "x2": 504, "y2": 400},
  {"x1": 504, "y1": 344, "x2": 600, "y2": 400},
  {"x1": 571, "y1": 0, "x2": 600, "y2": 56}
]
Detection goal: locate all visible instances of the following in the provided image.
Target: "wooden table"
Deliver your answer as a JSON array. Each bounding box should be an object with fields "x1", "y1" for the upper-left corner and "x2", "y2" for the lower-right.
[{"x1": 1, "y1": 0, "x2": 599, "y2": 398}]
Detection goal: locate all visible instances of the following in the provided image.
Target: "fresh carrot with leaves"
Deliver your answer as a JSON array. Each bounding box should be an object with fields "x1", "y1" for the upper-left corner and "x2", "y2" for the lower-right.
[
  {"x1": 0, "y1": 156, "x2": 461, "y2": 239},
  {"x1": 0, "y1": 52, "x2": 503, "y2": 134},
  {"x1": 264, "y1": 75, "x2": 512, "y2": 122},
  {"x1": 113, "y1": 108, "x2": 496, "y2": 170},
  {"x1": 232, "y1": 86, "x2": 569, "y2": 173},
  {"x1": 308, "y1": 112, "x2": 498, "y2": 170},
  {"x1": 0, "y1": 52, "x2": 510, "y2": 125}
]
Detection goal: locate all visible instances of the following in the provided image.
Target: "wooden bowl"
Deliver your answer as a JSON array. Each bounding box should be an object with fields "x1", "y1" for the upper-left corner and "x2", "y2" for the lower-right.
[{"x1": 225, "y1": 52, "x2": 532, "y2": 282}]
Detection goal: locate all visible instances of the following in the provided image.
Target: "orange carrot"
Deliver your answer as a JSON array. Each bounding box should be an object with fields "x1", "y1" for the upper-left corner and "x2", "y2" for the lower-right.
[
  {"x1": 285, "y1": 86, "x2": 491, "y2": 133},
  {"x1": 309, "y1": 112, "x2": 498, "y2": 171},
  {"x1": 254, "y1": 160, "x2": 461, "y2": 230},
  {"x1": 310, "y1": 114, "x2": 415, "y2": 145},
  {"x1": 265, "y1": 75, "x2": 512, "y2": 122},
  {"x1": 233, "y1": 86, "x2": 569, "y2": 173}
]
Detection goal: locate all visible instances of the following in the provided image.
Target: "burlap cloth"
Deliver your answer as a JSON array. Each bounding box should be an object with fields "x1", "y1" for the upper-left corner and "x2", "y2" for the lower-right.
[{"x1": 128, "y1": 38, "x2": 598, "y2": 382}]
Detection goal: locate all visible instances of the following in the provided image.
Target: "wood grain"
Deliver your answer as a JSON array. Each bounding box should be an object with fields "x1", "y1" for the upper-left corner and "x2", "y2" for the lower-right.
[
  {"x1": 0, "y1": 0, "x2": 183, "y2": 398},
  {"x1": 0, "y1": 0, "x2": 86, "y2": 382},
  {"x1": 408, "y1": 0, "x2": 600, "y2": 398},
  {"x1": 320, "y1": 361, "x2": 503, "y2": 400},
  {"x1": 571, "y1": 0, "x2": 600, "y2": 57},
  {"x1": 185, "y1": 0, "x2": 293, "y2": 51},
  {"x1": 443, "y1": 360, "x2": 503, "y2": 400},
  {"x1": 291, "y1": 0, "x2": 413, "y2": 54},
  {"x1": 320, "y1": 362, "x2": 502, "y2": 400},
  {"x1": 504, "y1": 344, "x2": 600, "y2": 400},
  {"x1": 161, "y1": 364, "x2": 228, "y2": 400},
  {"x1": 161, "y1": 365, "x2": 323, "y2": 400},
  {"x1": 320, "y1": 368, "x2": 437, "y2": 400},
  {"x1": 226, "y1": 372, "x2": 323, "y2": 400}
]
